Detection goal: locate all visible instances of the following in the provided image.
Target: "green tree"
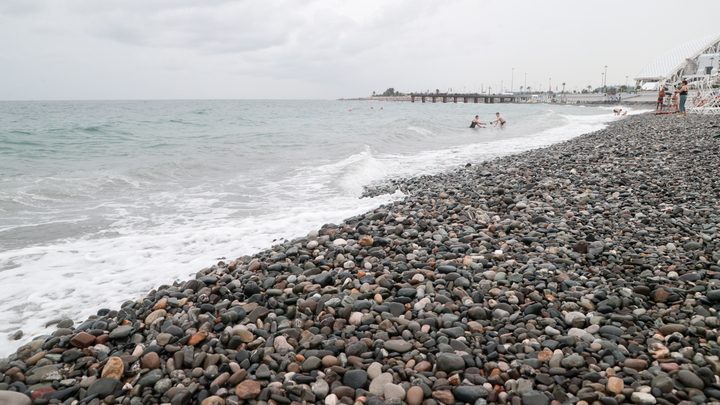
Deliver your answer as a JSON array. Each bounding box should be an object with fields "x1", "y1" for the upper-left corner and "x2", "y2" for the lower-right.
[
  {"x1": 380, "y1": 88, "x2": 404, "y2": 97},
  {"x1": 562, "y1": 82, "x2": 566, "y2": 93},
  {"x1": 619, "y1": 85, "x2": 627, "y2": 92}
]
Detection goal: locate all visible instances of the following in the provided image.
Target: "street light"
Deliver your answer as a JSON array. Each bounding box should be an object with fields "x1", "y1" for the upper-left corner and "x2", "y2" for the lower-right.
[
  {"x1": 601, "y1": 73, "x2": 604, "y2": 92},
  {"x1": 549, "y1": 78, "x2": 552, "y2": 92},
  {"x1": 511, "y1": 68, "x2": 514, "y2": 93},
  {"x1": 604, "y1": 65, "x2": 608, "y2": 88}
]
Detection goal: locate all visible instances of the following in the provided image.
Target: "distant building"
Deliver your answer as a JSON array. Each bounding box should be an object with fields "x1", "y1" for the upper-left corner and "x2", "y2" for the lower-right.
[{"x1": 635, "y1": 33, "x2": 720, "y2": 90}]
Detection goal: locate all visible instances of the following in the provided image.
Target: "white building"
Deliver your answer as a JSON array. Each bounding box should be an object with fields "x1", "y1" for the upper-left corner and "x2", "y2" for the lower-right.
[{"x1": 635, "y1": 33, "x2": 720, "y2": 90}]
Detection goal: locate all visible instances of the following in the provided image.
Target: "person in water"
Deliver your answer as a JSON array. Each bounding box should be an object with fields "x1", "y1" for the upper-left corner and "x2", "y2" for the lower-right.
[
  {"x1": 491, "y1": 112, "x2": 506, "y2": 127},
  {"x1": 470, "y1": 115, "x2": 486, "y2": 128}
]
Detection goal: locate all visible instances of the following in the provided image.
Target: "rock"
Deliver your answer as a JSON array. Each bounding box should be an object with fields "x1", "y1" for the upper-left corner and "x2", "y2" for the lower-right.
[
  {"x1": 651, "y1": 375, "x2": 674, "y2": 393},
  {"x1": 432, "y1": 390, "x2": 455, "y2": 405},
  {"x1": 101, "y1": 357, "x2": 124, "y2": 380},
  {"x1": 369, "y1": 373, "x2": 393, "y2": 396},
  {"x1": 235, "y1": 380, "x2": 262, "y2": 399},
  {"x1": 407, "y1": 386, "x2": 424, "y2": 405},
  {"x1": 522, "y1": 390, "x2": 549, "y2": 405},
  {"x1": 384, "y1": 384, "x2": 406, "y2": 400},
  {"x1": 630, "y1": 392, "x2": 656, "y2": 404},
  {"x1": 677, "y1": 369, "x2": 704, "y2": 389},
  {"x1": 0, "y1": 391, "x2": 31, "y2": 405},
  {"x1": 454, "y1": 385, "x2": 489, "y2": 403},
  {"x1": 436, "y1": 353, "x2": 466, "y2": 373},
  {"x1": 384, "y1": 339, "x2": 413, "y2": 353},
  {"x1": 343, "y1": 369, "x2": 367, "y2": 389},
  {"x1": 86, "y1": 378, "x2": 122, "y2": 398},
  {"x1": 606, "y1": 377, "x2": 623, "y2": 394},
  {"x1": 367, "y1": 362, "x2": 383, "y2": 379},
  {"x1": 313, "y1": 379, "x2": 330, "y2": 399},
  {"x1": 561, "y1": 354, "x2": 585, "y2": 368}
]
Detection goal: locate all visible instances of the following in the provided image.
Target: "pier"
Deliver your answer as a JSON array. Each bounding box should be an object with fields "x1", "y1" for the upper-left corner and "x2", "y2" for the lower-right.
[{"x1": 409, "y1": 93, "x2": 532, "y2": 103}]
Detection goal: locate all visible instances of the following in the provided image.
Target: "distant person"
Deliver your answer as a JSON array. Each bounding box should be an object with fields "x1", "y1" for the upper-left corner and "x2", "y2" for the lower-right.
[
  {"x1": 672, "y1": 92, "x2": 679, "y2": 111},
  {"x1": 614, "y1": 108, "x2": 622, "y2": 115},
  {"x1": 677, "y1": 80, "x2": 689, "y2": 117},
  {"x1": 491, "y1": 112, "x2": 506, "y2": 128},
  {"x1": 470, "y1": 115, "x2": 486, "y2": 128},
  {"x1": 657, "y1": 88, "x2": 666, "y2": 112}
]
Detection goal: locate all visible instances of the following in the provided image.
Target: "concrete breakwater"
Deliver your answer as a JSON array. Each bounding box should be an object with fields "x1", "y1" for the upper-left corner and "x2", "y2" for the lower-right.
[{"x1": 3, "y1": 114, "x2": 720, "y2": 405}]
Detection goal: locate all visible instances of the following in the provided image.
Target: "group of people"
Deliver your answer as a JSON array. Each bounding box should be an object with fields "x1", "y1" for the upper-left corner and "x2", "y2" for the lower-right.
[
  {"x1": 656, "y1": 80, "x2": 689, "y2": 116},
  {"x1": 470, "y1": 112, "x2": 506, "y2": 128}
]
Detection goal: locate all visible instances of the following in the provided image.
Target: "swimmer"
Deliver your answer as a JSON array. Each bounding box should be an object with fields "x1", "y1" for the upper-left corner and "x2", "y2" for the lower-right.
[
  {"x1": 470, "y1": 115, "x2": 486, "y2": 128},
  {"x1": 490, "y1": 112, "x2": 506, "y2": 128}
]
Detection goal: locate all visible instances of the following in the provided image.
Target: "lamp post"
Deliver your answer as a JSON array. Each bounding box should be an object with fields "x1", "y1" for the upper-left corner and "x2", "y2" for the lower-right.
[
  {"x1": 601, "y1": 73, "x2": 604, "y2": 92},
  {"x1": 511, "y1": 68, "x2": 514, "y2": 93},
  {"x1": 604, "y1": 65, "x2": 608, "y2": 88},
  {"x1": 549, "y1": 78, "x2": 552, "y2": 92}
]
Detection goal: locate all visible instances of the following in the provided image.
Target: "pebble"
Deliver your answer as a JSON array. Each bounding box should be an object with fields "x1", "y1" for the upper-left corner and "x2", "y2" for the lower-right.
[{"x1": 4, "y1": 114, "x2": 720, "y2": 405}]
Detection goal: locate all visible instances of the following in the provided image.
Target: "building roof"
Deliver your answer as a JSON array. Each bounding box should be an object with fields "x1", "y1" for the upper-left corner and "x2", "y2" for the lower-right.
[{"x1": 635, "y1": 33, "x2": 720, "y2": 81}]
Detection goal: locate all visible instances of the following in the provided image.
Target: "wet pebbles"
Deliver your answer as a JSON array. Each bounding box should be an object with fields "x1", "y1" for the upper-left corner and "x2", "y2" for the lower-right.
[{"x1": 4, "y1": 114, "x2": 720, "y2": 405}]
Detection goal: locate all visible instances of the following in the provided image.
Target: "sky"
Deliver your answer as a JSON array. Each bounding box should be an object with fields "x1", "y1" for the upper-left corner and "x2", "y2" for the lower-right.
[{"x1": 1, "y1": 0, "x2": 719, "y2": 100}]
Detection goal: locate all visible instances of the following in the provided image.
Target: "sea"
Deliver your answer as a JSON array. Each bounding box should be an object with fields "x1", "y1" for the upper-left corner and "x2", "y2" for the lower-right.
[{"x1": 0, "y1": 99, "x2": 646, "y2": 356}]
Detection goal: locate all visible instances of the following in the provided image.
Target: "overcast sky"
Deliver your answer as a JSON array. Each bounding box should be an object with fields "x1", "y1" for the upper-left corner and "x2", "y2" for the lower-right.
[{"x1": 1, "y1": 0, "x2": 719, "y2": 100}]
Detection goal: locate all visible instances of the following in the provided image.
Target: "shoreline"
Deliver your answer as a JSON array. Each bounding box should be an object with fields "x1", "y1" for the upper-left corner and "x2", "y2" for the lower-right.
[{"x1": 4, "y1": 114, "x2": 720, "y2": 405}]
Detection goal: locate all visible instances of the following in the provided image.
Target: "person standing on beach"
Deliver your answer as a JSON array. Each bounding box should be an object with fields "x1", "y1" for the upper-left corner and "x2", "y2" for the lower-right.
[
  {"x1": 657, "y1": 88, "x2": 666, "y2": 112},
  {"x1": 677, "y1": 80, "x2": 689, "y2": 117},
  {"x1": 470, "y1": 115, "x2": 486, "y2": 128},
  {"x1": 491, "y1": 112, "x2": 506, "y2": 128},
  {"x1": 672, "y1": 92, "x2": 679, "y2": 111}
]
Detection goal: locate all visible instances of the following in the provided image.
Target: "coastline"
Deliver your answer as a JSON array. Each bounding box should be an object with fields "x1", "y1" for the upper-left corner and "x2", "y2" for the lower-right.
[{"x1": 3, "y1": 113, "x2": 720, "y2": 405}]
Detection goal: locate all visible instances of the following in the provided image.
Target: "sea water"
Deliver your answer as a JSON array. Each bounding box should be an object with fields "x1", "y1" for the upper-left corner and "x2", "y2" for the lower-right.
[{"x1": 0, "y1": 99, "x2": 644, "y2": 355}]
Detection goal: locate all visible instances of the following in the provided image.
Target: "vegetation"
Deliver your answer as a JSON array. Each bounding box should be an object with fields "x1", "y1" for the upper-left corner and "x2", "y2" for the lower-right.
[{"x1": 379, "y1": 88, "x2": 404, "y2": 97}]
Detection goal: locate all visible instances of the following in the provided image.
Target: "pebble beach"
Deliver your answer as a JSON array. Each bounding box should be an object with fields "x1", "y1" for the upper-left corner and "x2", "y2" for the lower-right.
[{"x1": 4, "y1": 113, "x2": 720, "y2": 405}]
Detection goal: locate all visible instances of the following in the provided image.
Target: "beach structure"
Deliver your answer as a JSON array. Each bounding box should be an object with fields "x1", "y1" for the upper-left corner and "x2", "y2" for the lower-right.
[
  {"x1": 408, "y1": 92, "x2": 532, "y2": 103},
  {"x1": 635, "y1": 33, "x2": 720, "y2": 90}
]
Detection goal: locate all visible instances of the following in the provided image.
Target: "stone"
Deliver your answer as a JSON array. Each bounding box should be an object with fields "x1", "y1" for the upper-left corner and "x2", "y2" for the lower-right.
[
  {"x1": 677, "y1": 370, "x2": 704, "y2": 389},
  {"x1": 630, "y1": 392, "x2": 656, "y2": 404},
  {"x1": 313, "y1": 379, "x2": 330, "y2": 399},
  {"x1": 141, "y1": 352, "x2": 161, "y2": 369},
  {"x1": 522, "y1": 390, "x2": 549, "y2": 405},
  {"x1": 651, "y1": 375, "x2": 674, "y2": 393},
  {"x1": 606, "y1": 377, "x2": 623, "y2": 394},
  {"x1": 407, "y1": 386, "x2": 424, "y2": 405},
  {"x1": 0, "y1": 391, "x2": 31, "y2": 405},
  {"x1": 455, "y1": 385, "x2": 489, "y2": 403},
  {"x1": 384, "y1": 339, "x2": 413, "y2": 353},
  {"x1": 561, "y1": 354, "x2": 585, "y2": 368},
  {"x1": 436, "y1": 353, "x2": 466, "y2": 373},
  {"x1": 432, "y1": 390, "x2": 455, "y2": 405},
  {"x1": 367, "y1": 362, "x2": 383, "y2": 379},
  {"x1": 235, "y1": 380, "x2": 262, "y2": 399},
  {"x1": 101, "y1": 357, "x2": 125, "y2": 380},
  {"x1": 343, "y1": 369, "x2": 367, "y2": 389},
  {"x1": 87, "y1": 378, "x2": 123, "y2": 398},
  {"x1": 69, "y1": 332, "x2": 96, "y2": 348},
  {"x1": 384, "y1": 384, "x2": 406, "y2": 400},
  {"x1": 369, "y1": 373, "x2": 393, "y2": 396}
]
